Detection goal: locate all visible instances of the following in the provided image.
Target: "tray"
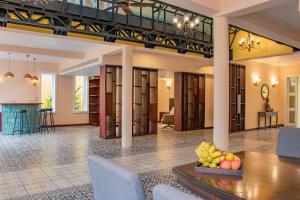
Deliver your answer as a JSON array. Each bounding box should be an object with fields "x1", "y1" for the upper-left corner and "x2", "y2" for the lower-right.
[{"x1": 195, "y1": 163, "x2": 243, "y2": 177}]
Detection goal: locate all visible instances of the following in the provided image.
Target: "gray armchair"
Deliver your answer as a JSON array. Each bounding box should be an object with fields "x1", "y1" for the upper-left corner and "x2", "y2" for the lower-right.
[
  {"x1": 277, "y1": 127, "x2": 300, "y2": 158},
  {"x1": 87, "y1": 155, "x2": 146, "y2": 200},
  {"x1": 153, "y1": 184, "x2": 201, "y2": 200}
]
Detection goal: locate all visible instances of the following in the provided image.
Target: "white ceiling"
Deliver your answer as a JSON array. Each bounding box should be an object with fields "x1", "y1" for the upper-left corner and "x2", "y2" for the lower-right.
[
  {"x1": 0, "y1": 28, "x2": 118, "y2": 64},
  {"x1": 0, "y1": 52, "x2": 67, "y2": 63},
  {"x1": 0, "y1": 28, "x2": 101, "y2": 52},
  {"x1": 256, "y1": 0, "x2": 300, "y2": 33},
  {"x1": 252, "y1": 52, "x2": 300, "y2": 66}
]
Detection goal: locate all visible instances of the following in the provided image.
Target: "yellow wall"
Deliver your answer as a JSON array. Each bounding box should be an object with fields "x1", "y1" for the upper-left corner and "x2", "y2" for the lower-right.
[{"x1": 231, "y1": 30, "x2": 293, "y2": 60}]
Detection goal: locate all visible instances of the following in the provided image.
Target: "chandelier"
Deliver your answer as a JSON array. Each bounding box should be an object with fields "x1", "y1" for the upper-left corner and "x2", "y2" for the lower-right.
[
  {"x1": 239, "y1": 32, "x2": 261, "y2": 52},
  {"x1": 21, "y1": 0, "x2": 55, "y2": 6},
  {"x1": 172, "y1": 14, "x2": 200, "y2": 35}
]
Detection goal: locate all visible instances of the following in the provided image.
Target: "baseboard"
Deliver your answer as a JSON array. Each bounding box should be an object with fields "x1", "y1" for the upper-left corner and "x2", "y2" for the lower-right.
[
  {"x1": 54, "y1": 123, "x2": 90, "y2": 127},
  {"x1": 244, "y1": 124, "x2": 284, "y2": 132}
]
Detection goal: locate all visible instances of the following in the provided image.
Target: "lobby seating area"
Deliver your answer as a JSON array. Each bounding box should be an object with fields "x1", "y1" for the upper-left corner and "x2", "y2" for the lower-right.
[{"x1": 1, "y1": 0, "x2": 300, "y2": 199}]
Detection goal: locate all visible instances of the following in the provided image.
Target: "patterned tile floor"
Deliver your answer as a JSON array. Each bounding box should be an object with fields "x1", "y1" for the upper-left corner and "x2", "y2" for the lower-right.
[{"x1": 0, "y1": 125, "x2": 278, "y2": 200}]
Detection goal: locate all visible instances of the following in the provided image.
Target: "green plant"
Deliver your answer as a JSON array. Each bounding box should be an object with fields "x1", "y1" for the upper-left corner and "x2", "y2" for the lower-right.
[
  {"x1": 75, "y1": 86, "x2": 83, "y2": 111},
  {"x1": 43, "y1": 95, "x2": 52, "y2": 108}
]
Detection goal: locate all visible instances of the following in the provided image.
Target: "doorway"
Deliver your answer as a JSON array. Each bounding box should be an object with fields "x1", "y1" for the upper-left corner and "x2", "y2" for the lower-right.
[{"x1": 286, "y1": 77, "x2": 298, "y2": 127}]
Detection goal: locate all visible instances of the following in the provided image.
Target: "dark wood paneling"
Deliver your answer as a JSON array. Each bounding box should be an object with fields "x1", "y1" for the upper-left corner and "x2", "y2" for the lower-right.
[
  {"x1": 174, "y1": 73, "x2": 183, "y2": 131},
  {"x1": 174, "y1": 72, "x2": 205, "y2": 131}
]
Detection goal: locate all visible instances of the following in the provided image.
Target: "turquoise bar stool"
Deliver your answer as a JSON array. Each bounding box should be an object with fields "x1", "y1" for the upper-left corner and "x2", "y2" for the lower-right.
[{"x1": 13, "y1": 109, "x2": 30, "y2": 136}]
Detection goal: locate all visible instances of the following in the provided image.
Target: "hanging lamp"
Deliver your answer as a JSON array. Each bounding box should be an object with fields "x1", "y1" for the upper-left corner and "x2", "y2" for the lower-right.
[
  {"x1": 24, "y1": 55, "x2": 32, "y2": 80},
  {"x1": 31, "y1": 58, "x2": 38, "y2": 86},
  {"x1": 4, "y1": 53, "x2": 15, "y2": 78}
]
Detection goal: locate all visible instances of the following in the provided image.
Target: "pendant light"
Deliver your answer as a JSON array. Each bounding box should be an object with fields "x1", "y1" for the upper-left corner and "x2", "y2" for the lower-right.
[
  {"x1": 4, "y1": 53, "x2": 15, "y2": 78},
  {"x1": 31, "y1": 58, "x2": 38, "y2": 86},
  {"x1": 24, "y1": 54, "x2": 32, "y2": 80}
]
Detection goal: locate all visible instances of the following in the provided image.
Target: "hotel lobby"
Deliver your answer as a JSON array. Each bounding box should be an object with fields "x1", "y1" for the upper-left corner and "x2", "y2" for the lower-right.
[{"x1": 0, "y1": 0, "x2": 300, "y2": 200}]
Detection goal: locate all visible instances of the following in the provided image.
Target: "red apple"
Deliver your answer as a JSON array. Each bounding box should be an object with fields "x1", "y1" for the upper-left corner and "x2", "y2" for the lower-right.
[
  {"x1": 231, "y1": 160, "x2": 241, "y2": 170},
  {"x1": 220, "y1": 160, "x2": 231, "y2": 170}
]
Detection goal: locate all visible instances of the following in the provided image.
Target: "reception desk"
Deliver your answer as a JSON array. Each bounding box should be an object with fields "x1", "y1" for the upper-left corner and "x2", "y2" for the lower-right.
[{"x1": 1, "y1": 103, "x2": 41, "y2": 135}]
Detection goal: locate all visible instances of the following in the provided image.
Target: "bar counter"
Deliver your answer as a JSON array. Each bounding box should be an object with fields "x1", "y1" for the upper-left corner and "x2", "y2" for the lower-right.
[{"x1": 0, "y1": 102, "x2": 42, "y2": 135}]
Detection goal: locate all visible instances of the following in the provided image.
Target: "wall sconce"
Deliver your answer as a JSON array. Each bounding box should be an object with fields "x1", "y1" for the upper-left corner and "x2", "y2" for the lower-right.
[
  {"x1": 165, "y1": 79, "x2": 172, "y2": 90},
  {"x1": 271, "y1": 77, "x2": 279, "y2": 88},
  {"x1": 253, "y1": 75, "x2": 261, "y2": 86}
]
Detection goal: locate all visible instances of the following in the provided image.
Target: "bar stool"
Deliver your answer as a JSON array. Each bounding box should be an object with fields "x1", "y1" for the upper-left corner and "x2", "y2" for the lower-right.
[
  {"x1": 45, "y1": 108, "x2": 55, "y2": 132},
  {"x1": 13, "y1": 109, "x2": 30, "y2": 136},
  {"x1": 33, "y1": 108, "x2": 44, "y2": 133}
]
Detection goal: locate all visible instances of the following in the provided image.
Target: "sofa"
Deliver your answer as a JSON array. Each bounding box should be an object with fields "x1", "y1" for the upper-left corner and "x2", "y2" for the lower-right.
[
  {"x1": 153, "y1": 184, "x2": 200, "y2": 200},
  {"x1": 277, "y1": 127, "x2": 300, "y2": 158},
  {"x1": 88, "y1": 155, "x2": 201, "y2": 200}
]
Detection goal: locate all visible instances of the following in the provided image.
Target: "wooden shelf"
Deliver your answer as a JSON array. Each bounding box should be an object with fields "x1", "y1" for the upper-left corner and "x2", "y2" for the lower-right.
[{"x1": 89, "y1": 76, "x2": 100, "y2": 126}]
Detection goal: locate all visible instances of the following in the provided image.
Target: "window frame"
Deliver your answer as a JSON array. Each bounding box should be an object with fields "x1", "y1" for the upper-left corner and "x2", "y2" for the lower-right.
[
  {"x1": 73, "y1": 76, "x2": 89, "y2": 113},
  {"x1": 40, "y1": 72, "x2": 57, "y2": 113}
]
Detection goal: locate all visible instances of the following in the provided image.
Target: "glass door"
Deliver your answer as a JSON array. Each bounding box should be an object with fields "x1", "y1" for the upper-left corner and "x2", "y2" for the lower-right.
[{"x1": 286, "y1": 77, "x2": 298, "y2": 126}]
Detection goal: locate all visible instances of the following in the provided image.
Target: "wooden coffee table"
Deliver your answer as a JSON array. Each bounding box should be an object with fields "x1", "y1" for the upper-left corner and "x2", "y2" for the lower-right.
[{"x1": 173, "y1": 152, "x2": 300, "y2": 200}]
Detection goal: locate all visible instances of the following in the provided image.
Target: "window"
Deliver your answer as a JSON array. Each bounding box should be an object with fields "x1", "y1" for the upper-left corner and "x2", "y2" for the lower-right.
[
  {"x1": 74, "y1": 76, "x2": 88, "y2": 112},
  {"x1": 41, "y1": 72, "x2": 56, "y2": 111}
]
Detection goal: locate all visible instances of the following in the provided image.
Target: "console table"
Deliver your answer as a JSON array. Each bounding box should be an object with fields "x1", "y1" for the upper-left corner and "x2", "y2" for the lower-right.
[{"x1": 257, "y1": 111, "x2": 278, "y2": 129}]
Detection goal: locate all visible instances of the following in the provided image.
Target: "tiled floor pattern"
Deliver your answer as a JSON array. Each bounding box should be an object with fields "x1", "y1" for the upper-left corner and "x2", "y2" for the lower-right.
[{"x1": 0, "y1": 125, "x2": 278, "y2": 199}]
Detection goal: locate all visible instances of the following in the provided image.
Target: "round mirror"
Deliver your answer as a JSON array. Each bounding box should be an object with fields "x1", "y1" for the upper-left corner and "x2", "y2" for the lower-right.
[{"x1": 261, "y1": 84, "x2": 269, "y2": 100}]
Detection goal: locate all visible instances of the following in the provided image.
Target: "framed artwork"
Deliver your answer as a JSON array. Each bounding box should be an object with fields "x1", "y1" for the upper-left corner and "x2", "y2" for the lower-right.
[{"x1": 261, "y1": 84, "x2": 269, "y2": 100}]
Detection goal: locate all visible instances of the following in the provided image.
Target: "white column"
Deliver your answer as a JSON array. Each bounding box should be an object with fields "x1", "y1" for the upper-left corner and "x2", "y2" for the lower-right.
[
  {"x1": 122, "y1": 46, "x2": 133, "y2": 148},
  {"x1": 213, "y1": 16, "x2": 229, "y2": 151}
]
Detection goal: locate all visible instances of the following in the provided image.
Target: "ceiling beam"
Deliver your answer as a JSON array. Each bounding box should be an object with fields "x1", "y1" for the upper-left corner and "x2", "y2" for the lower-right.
[{"x1": 0, "y1": 44, "x2": 85, "y2": 59}]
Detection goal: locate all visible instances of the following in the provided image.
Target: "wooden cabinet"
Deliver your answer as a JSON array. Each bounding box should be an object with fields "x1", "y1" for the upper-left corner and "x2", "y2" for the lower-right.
[
  {"x1": 229, "y1": 63, "x2": 246, "y2": 132},
  {"x1": 174, "y1": 72, "x2": 205, "y2": 131},
  {"x1": 100, "y1": 65, "x2": 122, "y2": 139},
  {"x1": 89, "y1": 76, "x2": 100, "y2": 126},
  {"x1": 132, "y1": 68, "x2": 158, "y2": 135}
]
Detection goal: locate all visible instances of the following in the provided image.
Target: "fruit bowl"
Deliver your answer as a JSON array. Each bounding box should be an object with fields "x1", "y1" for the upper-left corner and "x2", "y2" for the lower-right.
[
  {"x1": 195, "y1": 162, "x2": 243, "y2": 177},
  {"x1": 194, "y1": 141, "x2": 243, "y2": 177}
]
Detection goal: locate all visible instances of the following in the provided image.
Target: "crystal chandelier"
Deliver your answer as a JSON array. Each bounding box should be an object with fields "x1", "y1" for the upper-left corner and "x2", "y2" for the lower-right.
[
  {"x1": 239, "y1": 32, "x2": 261, "y2": 52},
  {"x1": 172, "y1": 14, "x2": 200, "y2": 35},
  {"x1": 21, "y1": 0, "x2": 55, "y2": 6}
]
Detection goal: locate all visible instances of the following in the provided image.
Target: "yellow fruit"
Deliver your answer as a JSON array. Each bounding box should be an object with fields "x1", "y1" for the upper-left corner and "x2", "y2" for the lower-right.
[
  {"x1": 209, "y1": 145, "x2": 216, "y2": 155},
  {"x1": 211, "y1": 151, "x2": 221, "y2": 158},
  {"x1": 219, "y1": 156, "x2": 225, "y2": 161},
  {"x1": 203, "y1": 162, "x2": 210, "y2": 167},
  {"x1": 206, "y1": 156, "x2": 213, "y2": 163},
  {"x1": 199, "y1": 157, "x2": 206, "y2": 163},
  {"x1": 234, "y1": 155, "x2": 240, "y2": 161},
  {"x1": 212, "y1": 158, "x2": 221, "y2": 164},
  {"x1": 195, "y1": 148, "x2": 202, "y2": 158},
  {"x1": 209, "y1": 163, "x2": 217, "y2": 168},
  {"x1": 226, "y1": 153, "x2": 234, "y2": 161}
]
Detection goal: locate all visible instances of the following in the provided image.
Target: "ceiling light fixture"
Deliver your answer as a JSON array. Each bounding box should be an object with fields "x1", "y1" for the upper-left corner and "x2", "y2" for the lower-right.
[
  {"x1": 173, "y1": 14, "x2": 201, "y2": 35},
  {"x1": 4, "y1": 53, "x2": 14, "y2": 78},
  {"x1": 32, "y1": 58, "x2": 39, "y2": 86},
  {"x1": 239, "y1": 32, "x2": 261, "y2": 52},
  {"x1": 24, "y1": 55, "x2": 32, "y2": 80}
]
